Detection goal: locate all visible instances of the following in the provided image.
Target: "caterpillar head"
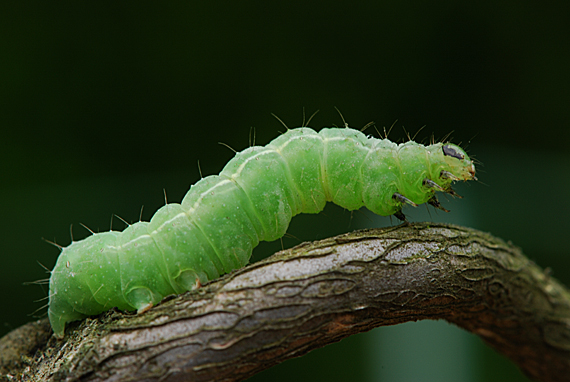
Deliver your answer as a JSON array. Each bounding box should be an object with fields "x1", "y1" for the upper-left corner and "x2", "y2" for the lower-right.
[{"x1": 441, "y1": 144, "x2": 476, "y2": 181}]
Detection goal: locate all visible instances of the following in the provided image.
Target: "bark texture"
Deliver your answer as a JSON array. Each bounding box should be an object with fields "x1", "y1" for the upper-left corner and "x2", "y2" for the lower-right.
[{"x1": 2, "y1": 223, "x2": 570, "y2": 382}]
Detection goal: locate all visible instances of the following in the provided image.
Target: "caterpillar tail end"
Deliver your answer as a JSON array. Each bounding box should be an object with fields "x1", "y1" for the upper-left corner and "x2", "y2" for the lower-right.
[{"x1": 48, "y1": 296, "x2": 88, "y2": 339}]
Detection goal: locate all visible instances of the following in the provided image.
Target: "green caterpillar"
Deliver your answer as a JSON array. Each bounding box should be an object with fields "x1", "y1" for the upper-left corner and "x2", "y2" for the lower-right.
[{"x1": 48, "y1": 126, "x2": 476, "y2": 338}]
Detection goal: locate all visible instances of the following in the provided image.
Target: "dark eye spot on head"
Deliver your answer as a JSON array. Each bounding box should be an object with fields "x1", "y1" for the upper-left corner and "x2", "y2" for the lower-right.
[{"x1": 443, "y1": 145, "x2": 464, "y2": 160}]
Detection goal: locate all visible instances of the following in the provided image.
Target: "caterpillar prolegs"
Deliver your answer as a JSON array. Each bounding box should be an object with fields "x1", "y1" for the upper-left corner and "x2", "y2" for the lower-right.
[{"x1": 48, "y1": 126, "x2": 476, "y2": 337}]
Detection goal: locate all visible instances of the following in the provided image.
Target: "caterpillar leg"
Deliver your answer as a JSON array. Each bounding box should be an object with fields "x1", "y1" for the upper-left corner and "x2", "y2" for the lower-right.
[
  {"x1": 444, "y1": 187, "x2": 462, "y2": 198},
  {"x1": 392, "y1": 193, "x2": 418, "y2": 207},
  {"x1": 423, "y1": 178, "x2": 444, "y2": 192},
  {"x1": 174, "y1": 269, "x2": 207, "y2": 292},
  {"x1": 393, "y1": 210, "x2": 407, "y2": 222},
  {"x1": 392, "y1": 193, "x2": 417, "y2": 222},
  {"x1": 425, "y1": 177, "x2": 461, "y2": 198},
  {"x1": 126, "y1": 287, "x2": 158, "y2": 314},
  {"x1": 440, "y1": 170, "x2": 460, "y2": 181},
  {"x1": 427, "y1": 195, "x2": 450, "y2": 212},
  {"x1": 137, "y1": 302, "x2": 154, "y2": 314}
]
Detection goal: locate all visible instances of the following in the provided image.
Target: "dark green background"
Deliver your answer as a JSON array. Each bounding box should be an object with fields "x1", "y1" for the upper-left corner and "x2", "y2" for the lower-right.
[{"x1": 1, "y1": 2, "x2": 569, "y2": 381}]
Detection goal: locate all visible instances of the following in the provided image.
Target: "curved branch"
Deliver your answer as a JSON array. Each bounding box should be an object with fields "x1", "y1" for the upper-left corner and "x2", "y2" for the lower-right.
[{"x1": 2, "y1": 223, "x2": 570, "y2": 382}]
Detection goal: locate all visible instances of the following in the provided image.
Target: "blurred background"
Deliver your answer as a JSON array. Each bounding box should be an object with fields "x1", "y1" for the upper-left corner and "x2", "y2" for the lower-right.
[{"x1": 1, "y1": 1, "x2": 569, "y2": 381}]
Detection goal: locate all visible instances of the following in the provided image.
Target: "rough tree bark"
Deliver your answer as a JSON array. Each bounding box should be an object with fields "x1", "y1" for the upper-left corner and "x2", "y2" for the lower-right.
[{"x1": 1, "y1": 223, "x2": 570, "y2": 382}]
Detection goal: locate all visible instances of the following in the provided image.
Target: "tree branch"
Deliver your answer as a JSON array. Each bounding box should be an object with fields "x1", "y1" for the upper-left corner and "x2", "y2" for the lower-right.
[{"x1": 2, "y1": 223, "x2": 570, "y2": 382}]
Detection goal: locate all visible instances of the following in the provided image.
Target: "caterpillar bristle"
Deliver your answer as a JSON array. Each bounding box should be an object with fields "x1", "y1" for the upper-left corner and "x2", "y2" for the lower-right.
[
  {"x1": 218, "y1": 141, "x2": 237, "y2": 153},
  {"x1": 37, "y1": 261, "x2": 53, "y2": 273},
  {"x1": 42, "y1": 238, "x2": 63, "y2": 250},
  {"x1": 271, "y1": 112, "x2": 290, "y2": 130},
  {"x1": 197, "y1": 160, "x2": 204, "y2": 180},
  {"x1": 440, "y1": 130, "x2": 455, "y2": 143},
  {"x1": 28, "y1": 303, "x2": 49, "y2": 318},
  {"x1": 360, "y1": 121, "x2": 375, "y2": 133},
  {"x1": 333, "y1": 106, "x2": 349, "y2": 128},
  {"x1": 401, "y1": 125, "x2": 411, "y2": 141},
  {"x1": 33, "y1": 295, "x2": 50, "y2": 303},
  {"x1": 385, "y1": 120, "x2": 397, "y2": 139},
  {"x1": 79, "y1": 222, "x2": 95, "y2": 235},
  {"x1": 248, "y1": 127, "x2": 256, "y2": 147},
  {"x1": 23, "y1": 278, "x2": 50, "y2": 286},
  {"x1": 114, "y1": 214, "x2": 131, "y2": 227},
  {"x1": 411, "y1": 125, "x2": 426, "y2": 141},
  {"x1": 303, "y1": 108, "x2": 320, "y2": 127}
]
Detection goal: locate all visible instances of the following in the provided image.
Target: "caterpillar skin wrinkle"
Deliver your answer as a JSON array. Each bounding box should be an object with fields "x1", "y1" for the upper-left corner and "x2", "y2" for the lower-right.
[{"x1": 48, "y1": 126, "x2": 476, "y2": 338}]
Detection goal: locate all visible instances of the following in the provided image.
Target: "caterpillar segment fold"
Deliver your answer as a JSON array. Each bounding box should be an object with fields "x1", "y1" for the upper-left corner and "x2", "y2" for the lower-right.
[{"x1": 48, "y1": 125, "x2": 476, "y2": 338}]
